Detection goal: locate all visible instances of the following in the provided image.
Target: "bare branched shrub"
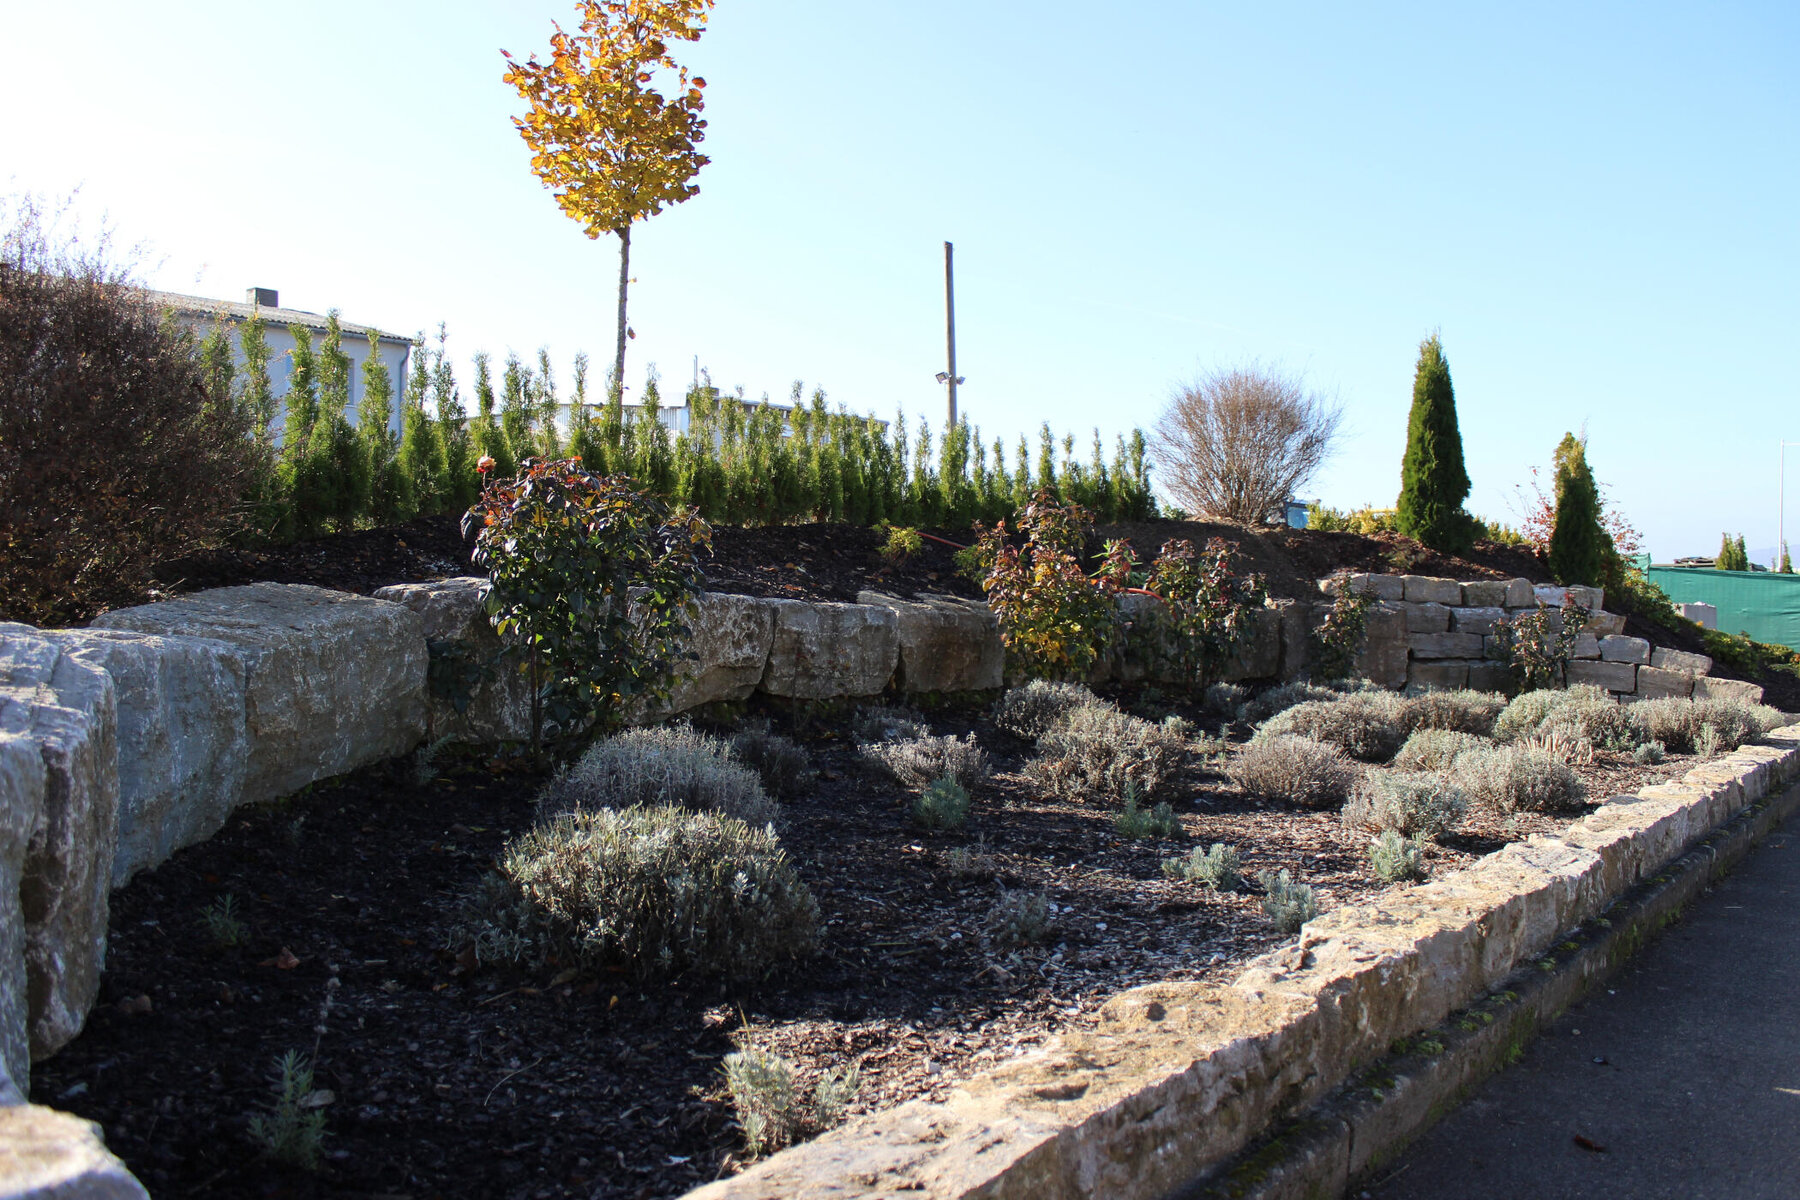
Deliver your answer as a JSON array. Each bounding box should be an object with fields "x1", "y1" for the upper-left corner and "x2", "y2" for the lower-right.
[
  {"x1": 539, "y1": 726, "x2": 778, "y2": 827},
  {"x1": 992, "y1": 681, "x2": 1113, "y2": 741},
  {"x1": 1151, "y1": 365, "x2": 1342, "y2": 524},
  {"x1": 1230, "y1": 734, "x2": 1355, "y2": 809},
  {"x1": 864, "y1": 734, "x2": 991, "y2": 792},
  {"x1": 458, "y1": 806, "x2": 818, "y2": 980},
  {"x1": 1, "y1": 195, "x2": 257, "y2": 624},
  {"x1": 1026, "y1": 707, "x2": 1188, "y2": 802},
  {"x1": 1343, "y1": 772, "x2": 1467, "y2": 839}
]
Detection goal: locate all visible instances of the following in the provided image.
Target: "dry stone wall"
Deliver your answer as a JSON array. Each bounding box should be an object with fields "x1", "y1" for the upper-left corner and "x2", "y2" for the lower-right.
[{"x1": 1322, "y1": 573, "x2": 1759, "y2": 702}]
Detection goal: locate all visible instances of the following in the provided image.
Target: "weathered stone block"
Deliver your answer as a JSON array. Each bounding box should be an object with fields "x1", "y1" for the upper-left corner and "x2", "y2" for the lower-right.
[
  {"x1": 1407, "y1": 632, "x2": 1484, "y2": 659},
  {"x1": 1533, "y1": 584, "x2": 1572, "y2": 608},
  {"x1": 1504, "y1": 578, "x2": 1536, "y2": 607},
  {"x1": 1693, "y1": 675, "x2": 1765, "y2": 704},
  {"x1": 1566, "y1": 658, "x2": 1637, "y2": 693},
  {"x1": 1583, "y1": 610, "x2": 1627, "y2": 637},
  {"x1": 1572, "y1": 632, "x2": 1600, "y2": 659},
  {"x1": 1466, "y1": 662, "x2": 1514, "y2": 694},
  {"x1": 1322, "y1": 573, "x2": 1405, "y2": 602},
  {"x1": 1459, "y1": 580, "x2": 1510, "y2": 607},
  {"x1": 1408, "y1": 660, "x2": 1469, "y2": 690},
  {"x1": 1402, "y1": 576, "x2": 1463, "y2": 604},
  {"x1": 1355, "y1": 604, "x2": 1409, "y2": 690},
  {"x1": 7, "y1": 628, "x2": 249, "y2": 887},
  {"x1": 1599, "y1": 635, "x2": 1651, "y2": 664},
  {"x1": 1633, "y1": 665, "x2": 1695, "y2": 699},
  {"x1": 0, "y1": 734, "x2": 43, "y2": 1090},
  {"x1": 95, "y1": 584, "x2": 428, "y2": 805},
  {"x1": 374, "y1": 578, "x2": 534, "y2": 743},
  {"x1": 1275, "y1": 599, "x2": 1311, "y2": 681},
  {"x1": 1650, "y1": 647, "x2": 1713, "y2": 676},
  {"x1": 1449, "y1": 606, "x2": 1505, "y2": 636},
  {"x1": 1403, "y1": 602, "x2": 1450, "y2": 634},
  {"x1": 1219, "y1": 606, "x2": 1284, "y2": 683},
  {"x1": 0, "y1": 634, "x2": 117, "y2": 1064},
  {"x1": 858, "y1": 592, "x2": 1002, "y2": 693},
  {"x1": 759, "y1": 601, "x2": 899, "y2": 699},
  {"x1": 1567, "y1": 584, "x2": 1605, "y2": 611},
  {"x1": 0, "y1": 1104, "x2": 149, "y2": 1198}
]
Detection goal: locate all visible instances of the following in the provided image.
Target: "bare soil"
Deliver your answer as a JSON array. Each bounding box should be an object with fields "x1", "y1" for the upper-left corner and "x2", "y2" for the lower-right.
[{"x1": 31, "y1": 692, "x2": 1694, "y2": 1200}]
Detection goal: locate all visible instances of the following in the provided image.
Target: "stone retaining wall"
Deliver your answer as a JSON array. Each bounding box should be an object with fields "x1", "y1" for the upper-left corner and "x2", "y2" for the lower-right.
[
  {"x1": 681, "y1": 727, "x2": 1800, "y2": 1199},
  {"x1": 1324, "y1": 573, "x2": 1762, "y2": 703}
]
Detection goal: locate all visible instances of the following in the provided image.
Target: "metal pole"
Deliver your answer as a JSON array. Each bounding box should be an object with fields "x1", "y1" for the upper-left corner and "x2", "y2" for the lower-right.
[
  {"x1": 1781, "y1": 441, "x2": 1800, "y2": 571},
  {"x1": 944, "y1": 241, "x2": 958, "y2": 429}
]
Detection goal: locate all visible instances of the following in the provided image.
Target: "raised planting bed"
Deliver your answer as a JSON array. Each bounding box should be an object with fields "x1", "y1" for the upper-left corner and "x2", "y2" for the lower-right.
[{"x1": 28, "y1": 682, "x2": 1709, "y2": 1199}]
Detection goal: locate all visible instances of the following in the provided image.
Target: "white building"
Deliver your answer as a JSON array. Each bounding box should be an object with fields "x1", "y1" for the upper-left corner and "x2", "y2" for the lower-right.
[{"x1": 148, "y1": 286, "x2": 413, "y2": 438}]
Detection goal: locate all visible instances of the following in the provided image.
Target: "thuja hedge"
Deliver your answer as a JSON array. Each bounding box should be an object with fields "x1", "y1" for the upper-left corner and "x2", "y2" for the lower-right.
[{"x1": 226, "y1": 323, "x2": 1157, "y2": 542}]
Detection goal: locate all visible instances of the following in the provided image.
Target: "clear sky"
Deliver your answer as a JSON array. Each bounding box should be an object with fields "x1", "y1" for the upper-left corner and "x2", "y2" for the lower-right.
[{"x1": 3, "y1": 1, "x2": 1795, "y2": 561}]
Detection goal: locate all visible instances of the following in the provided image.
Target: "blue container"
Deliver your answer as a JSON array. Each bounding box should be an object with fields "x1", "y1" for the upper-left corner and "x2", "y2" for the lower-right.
[{"x1": 1284, "y1": 500, "x2": 1308, "y2": 529}]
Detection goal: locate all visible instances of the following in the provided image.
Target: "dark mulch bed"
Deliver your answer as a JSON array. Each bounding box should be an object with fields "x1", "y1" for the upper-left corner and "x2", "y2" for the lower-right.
[{"x1": 30, "y1": 694, "x2": 1693, "y2": 1200}]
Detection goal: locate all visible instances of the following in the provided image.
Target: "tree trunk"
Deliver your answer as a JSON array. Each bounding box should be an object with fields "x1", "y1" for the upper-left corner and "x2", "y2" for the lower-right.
[{"x1": 613, "y1": 224, "x2": 632, "y2": 398}]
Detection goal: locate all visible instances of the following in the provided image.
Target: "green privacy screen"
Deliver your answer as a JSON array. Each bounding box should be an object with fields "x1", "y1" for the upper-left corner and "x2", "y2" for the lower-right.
[{"x1": 1645, "y1": 567, "x2": 1800, "y2": 651}]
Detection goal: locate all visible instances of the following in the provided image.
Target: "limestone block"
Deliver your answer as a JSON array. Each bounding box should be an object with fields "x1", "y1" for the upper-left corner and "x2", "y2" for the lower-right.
[
  {"x1": 1321, "y1": 573, "x2": 1405, "y2": 602},
  {"x1": 1459, "y1": 580, "x2": 1510, "y2": 607},
  {"x1": 1693, "y1": 675, "x2": 1764, "y2": 704},
  {"x1": 1407, "y1": 660, "x2": 1469, "y2": 690},
  {"x1": 95, "y1": 584, "x2": 428, "y2": 804},
  {"x1": 1466, "y1": 662, "x2": 1514, "y2": 694},
  {"x1": 1402, "y1": 576, "x2": 1463, "y2": 605},
  {"x1": 1218, "y1": 607, "x2": 1283, "y2": 683},
  {"x1": 670, "y1": 592, "x2": 782, "y2": 710},
  {"x1": 1599, "y1": 635, "x2": 1652, "y2": 664},
  {"x1": 0, "y1": 735, "x2": 43, "y2": 1090},
  {"x1": 1403, "y1": 602, "x2": 1450, "y2": 634},
  {"x1": 1633, "y1": 665, "x2": 1695, "y2": 699},
  {"x1": 1275, "y1": 599, "x2": 1311, "y2": 681},
  {"x1": 0, "y1": 634, "x2": 117, "y2": 1063},
  {"x1": 1504, "y1": 578, "x2": 1536, "y2": 607},
  {"x1": 759, "y1": 601, "x2": 899, "y2": 699},
  {"x1": 1534, "y1": 584, "x2": 1571, "y2": 607},
  {"x1": 0, "y1": 1104, "x2": 148, "y2": 1198},
  {"x1": 1572, "y1": 632, "x2": 1600, "y2": 659},
  {"x1": 374, "y1": 578, "x2": 533, "y2": 743},
  {"x1": 1355, "y1": 604, "x2": 1409, "y2": 690},
  {"x1": 1651, "y1": 647, "x2": 1713, "y2": 676},
  {"x1": 1567, "y1": 584, "x2": 1605, "y2": 611},
  {"x1": 1407, "y1": 632, "x2": 1484, "y2": 659},
  {"x1": 1583, "y1": 610, "x2": 1627, "y2": 637},
  {"x1": 1449, "y1": 606, "x2": 1506, "y2": 636},
  {"x1": 9, "y1": 629, "x2": 249, "y2": 887},
  {"x1": 858, "y1": 592, "x2": 1002, "y2": 693},
  {"x1": 1566, "y1": 659, "x2": 1636, "y2": 693},
  {"x1": 1108, "y1": 593, "x2": 1166, "y2": 684}
]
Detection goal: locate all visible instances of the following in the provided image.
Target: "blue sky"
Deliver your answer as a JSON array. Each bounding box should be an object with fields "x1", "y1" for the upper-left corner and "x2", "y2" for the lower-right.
[{"x1": 2, "y1": 1, "x2": 1795, "y2": 560}]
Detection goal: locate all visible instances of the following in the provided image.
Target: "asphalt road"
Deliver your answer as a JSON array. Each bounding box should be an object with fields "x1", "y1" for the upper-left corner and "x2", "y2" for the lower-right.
[{"x1": 1364, "y1": 823, "x2": 1800, "y2": 1200}]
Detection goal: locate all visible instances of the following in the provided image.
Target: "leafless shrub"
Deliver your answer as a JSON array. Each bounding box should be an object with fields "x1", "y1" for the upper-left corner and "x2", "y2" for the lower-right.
[{"x1": 1151, "y1": 365, "x2": 1342, "y2": 524}]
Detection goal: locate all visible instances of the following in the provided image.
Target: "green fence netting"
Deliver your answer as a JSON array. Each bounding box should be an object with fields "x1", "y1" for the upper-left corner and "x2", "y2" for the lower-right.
[{"x1": 1645, "y1": 566, "x2": 1800, "y2": 651}]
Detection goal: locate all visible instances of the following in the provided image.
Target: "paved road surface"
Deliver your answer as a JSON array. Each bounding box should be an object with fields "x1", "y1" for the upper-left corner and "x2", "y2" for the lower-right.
[{"x1": 1365, "y1": 824, "x2": 1800, "y2": 1200}]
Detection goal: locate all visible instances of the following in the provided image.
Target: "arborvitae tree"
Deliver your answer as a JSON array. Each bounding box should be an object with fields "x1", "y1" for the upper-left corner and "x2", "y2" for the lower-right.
[
  {"x1": 357, "y1": 329, "x2": 405, "y2": 523},
  {"x1": 566, "y1": 352, "x2": 601, "y2": 470},
  {"x1": 633, "y1": 374, "x2": 674, "y2": 494},
  {"x1": 1036, "y1": 424, "x2": 1058, "y2": 502},
  {"x1": 313, "y1": 311, "x2": 368, "y2": 528},
  {"x1": 278, "y1": 326, "x2": 323, "y2": 536},
  {"x1": 1395, "y1": 333, "x2": 1473, "y2": 553},
  {"x1": 1734, "y1": 534, "x2": 1750, "y2": 571},
  {"x1": 198, "y1": 321, "x2": 236, "y2": 420},
  {"x1": 938, "y1": 419, "x2": 975, "y2": 528},
  {"x1": 433, "y1": 330, "x2": 477, "y2": 512},
  {"x1": 1781, "y1": 542, "x2": 1793, "y2": 574},
  {"x1": 1014, "y1": 434, "x2": 1033, "y2": 509},
  {"x1": 396, "y1": 335, "x2": 448, "y2": 516},
  {"x1": 238, "y1": 312, "x2": 276, "y2": 440},
  {"x1": 233, "y1": 313, "x2": 285, "y2": 541},
  {"x1": 1546, "y1": 433, "x2": 1612, "y2": 586},
  {"x1": 500, "y1": 353, "x2": 535, "y2": 468},
  {"x1": 535, "y1": 347, "x2": 562, "y2": 458},
  {"x1": 470, "y1": 351, "x2": 516, "y2": 480}
]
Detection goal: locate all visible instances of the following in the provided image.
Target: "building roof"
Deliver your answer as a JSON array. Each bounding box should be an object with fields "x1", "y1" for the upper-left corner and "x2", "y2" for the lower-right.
[{"x1": 141, "y1": 288, "x2": 415, "y2": 347}]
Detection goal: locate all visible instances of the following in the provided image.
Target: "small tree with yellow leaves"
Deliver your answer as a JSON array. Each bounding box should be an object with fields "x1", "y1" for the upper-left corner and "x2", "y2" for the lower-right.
[{"x1": 503, "y1": 0, "x2": 712, "y2": 394}]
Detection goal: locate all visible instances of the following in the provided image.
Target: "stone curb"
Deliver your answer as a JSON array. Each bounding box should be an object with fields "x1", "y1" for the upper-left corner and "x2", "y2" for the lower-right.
[
  {"x1": 1180, "y1": 766, "x2": 1800, "y2": 1200},
  {"x1": 683, "y1": 730, "x2": 1800, "y2": 1200}
]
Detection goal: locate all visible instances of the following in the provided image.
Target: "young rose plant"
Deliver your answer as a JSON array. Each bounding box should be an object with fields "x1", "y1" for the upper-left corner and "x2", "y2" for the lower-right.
[{"x1": 464, "y1": 458, "x2": 708, "y2": 757}]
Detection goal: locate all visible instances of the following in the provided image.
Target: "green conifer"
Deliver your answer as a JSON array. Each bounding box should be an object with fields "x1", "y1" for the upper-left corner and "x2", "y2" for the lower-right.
[
  {"x1": 1546, "y1": 433, "x2": 1612, "y2": 585},
  {"x1": 432, "y1": 329, "x2": 476, "y2": 511},
  {"x1": 357, "y1": 330, "x2": 405, "y2": 523},
  {"x1": 1395, "y1": 333, "x2": 1473, "y2": 552}
]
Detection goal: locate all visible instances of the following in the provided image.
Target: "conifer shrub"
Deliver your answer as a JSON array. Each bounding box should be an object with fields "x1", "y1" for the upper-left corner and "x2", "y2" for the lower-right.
[
  {"x1": 1255, "y1": 693, "x2": 1407, "y2": 761},
  {"x1": 1393, "y1": 727, "x2": 1487, "y2": 772},
  {"x1": 1343, "y1": 772, "x2": 1467, "y2": 839},
  {"x1": 992, "y1": 681, "x2": 1113, "y2": 741},
  {"x1": 1394, "y1": 333, "x2": 1473, "y2": 553},
  {"x1": 1258, "y1": 869, "x2": 1317, "y2": 933},
  {"x1": 1456, "y1": 744, "x2": 1586, "y2": 814},
  {"x1": 1400, "y1": 689, "x2": 1506, "y2": 737},
  {"x1": 459, "y1": 805, "x2": 818, "y2": 980},
  {"x1": 1230, "y1": 734, "x2": 1355, "y2": 809},
  {"x1": 1163, "y1": 843, "x2": 1242, "y2": 890},
  {"x1": 541, "y1": 726, "x2": 779, "y2": 828},
  {"x1": 864, "y1": 733, "x2": 991, "y2": 792},
  {"x1": 1546, "y1": 433, "x2": 1613, "y2": 586},
  {"x1": 912, "y1": 776, "x2": 972, "y2": 831},
  {"x1": 0, "y1": 197, "x2": 256, "y2": 624},
  {"x1": 1026, "y1": 706, "x2": 1188, "y2": 803}
]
